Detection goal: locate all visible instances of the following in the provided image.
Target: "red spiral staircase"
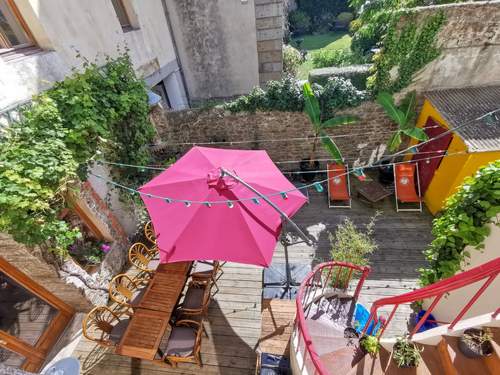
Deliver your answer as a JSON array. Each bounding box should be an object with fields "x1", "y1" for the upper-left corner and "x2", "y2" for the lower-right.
[{"x1": 292, "y1": 258, "x2": 500, "y2": 375}]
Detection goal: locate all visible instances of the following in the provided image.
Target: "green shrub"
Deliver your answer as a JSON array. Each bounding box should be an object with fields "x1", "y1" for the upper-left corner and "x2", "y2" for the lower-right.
[
  {"x1": 309, "y1": 64, "x2": 372, "y2": 90},
  {"x1": 283, "y1": 45, "x2": 304, "y2": 76},
  {"x1": 288, "y1": 10, "x2": 311, "y2": 34},
  {"x1": 318, "y1": 77, "x2": 367, "y2": 119},
  {"x1": 336, "y1": 12, "x2": 355, "y2": 28},
  {"x1": 311, "y1": 48, "x2": 367, "y2": 69},
  {"x1": 419, "y1": 161, "x2": 500, "y2": 286}
]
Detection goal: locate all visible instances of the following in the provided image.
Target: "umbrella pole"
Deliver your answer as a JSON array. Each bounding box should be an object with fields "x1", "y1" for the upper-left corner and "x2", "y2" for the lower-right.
[{"x1": 220, "y1": 169, "x2": 311, "y2": 246}]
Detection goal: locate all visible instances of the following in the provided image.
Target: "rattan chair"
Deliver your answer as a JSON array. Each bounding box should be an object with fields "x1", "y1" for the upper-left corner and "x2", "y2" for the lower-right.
[
  {"x1": 163, "y1": 318, "x2": 204, "y2": 368},
  {"x1": 144, "y1": 220, "x2": 157, "y2": 245},
  {"x1": 82, "y1": 306, "x2": 130, "y2": 348},
  {"x1": 128, "y1": 242, "x2": 160, "y2": 273},
  {"x1": 108, "y1": 273, "x2": 145, "y2": 310}
]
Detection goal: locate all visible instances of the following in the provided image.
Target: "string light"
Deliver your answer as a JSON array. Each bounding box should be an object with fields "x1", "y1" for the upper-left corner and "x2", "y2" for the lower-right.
[
  {"x1": 314, "y1": 182, "x2": 324, "y2": 193},
  {"x1": 280, "y1": 192, "x2": 288, "y2": 199},
  {"x1": 252, "y1": 198, "x2": 260, "y2": 205},
  {"x1": 184, "y1": 201, "x2": 191, "y2": 207},
  {"x1": 227, "y1": 201, "x2": 234, "y2": 208},
  {"x1": 204, "y1": 202, "x2": 212, "y2": 208}
]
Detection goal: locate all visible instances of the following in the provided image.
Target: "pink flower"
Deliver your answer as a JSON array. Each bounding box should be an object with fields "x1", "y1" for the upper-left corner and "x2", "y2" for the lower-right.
[{"x1": 101, "y1": 244, "x2": 111, "y2": 253}]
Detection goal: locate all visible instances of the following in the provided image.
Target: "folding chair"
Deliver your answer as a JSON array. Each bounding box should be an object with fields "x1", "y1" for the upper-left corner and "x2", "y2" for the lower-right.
[
  {"x1": 394, "y1": 163, "x2": 422, "y2": 212},
  {"x1": 327, "y1": 163, "x2": 351, "y2": 208}
]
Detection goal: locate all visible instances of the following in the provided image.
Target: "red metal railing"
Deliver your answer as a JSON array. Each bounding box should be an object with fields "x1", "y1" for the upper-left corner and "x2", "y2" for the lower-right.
[
  {"x1": 294, "y1": 261, "x2": 370, "y2": 375},
  {"x1": 362, "y1": 257, "x2": 500, "y2": 338}
]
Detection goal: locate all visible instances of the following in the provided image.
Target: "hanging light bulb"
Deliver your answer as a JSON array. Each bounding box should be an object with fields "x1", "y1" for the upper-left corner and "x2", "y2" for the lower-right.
[
  {"x1": 204, "y1": 202, "x2": 212, "y2": 208},
  {"x1": 252, "y1": 197, "x2": 260, "y2": 205},
  {"x1": 184, "y1": 201, "x2": 192, "y2": 207},
  {"x1": 146, "y1": 194, "x2": 152, "y2": 198},
  {"x1": 164, "y1": 198, "x2": 172, "y2": 204},
  {"x1": 227, "y1": 201, "x2": 234, "y2": 208},
  {"x1": 314, "y1": 182, "x2": 324, "y2": 193},
  {"x1": 280, "y1": 192, "x2": 288, "y2": 200}
]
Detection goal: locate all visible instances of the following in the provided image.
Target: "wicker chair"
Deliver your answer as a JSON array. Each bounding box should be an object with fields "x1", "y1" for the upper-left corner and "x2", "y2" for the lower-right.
[
  {"x1": 128, "y1": 242, "x2": 160, "y2": 274},
  {"x1": 82, "y1": 306, "x2": 130, "y2": 348},
  {"x1": 144, "y1": 220, "x2": 157, "y2": 245},
  {"x1": 108, "y1": 274, "x2": 145, "y2": 310},
  {"x1": 163, "y1": 318, "x2": 204, "y2": 368},
  {"x1": 175, "y1": 281, "x2": 212, "y2": 318}
]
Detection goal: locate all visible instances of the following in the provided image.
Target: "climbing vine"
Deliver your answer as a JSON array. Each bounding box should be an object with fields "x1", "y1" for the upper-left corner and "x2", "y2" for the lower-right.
[
  {"x1": 367, "y1": 10, "x2": 446, "y2": 94},
  {"x1": 419, "y1": 161, "x2": 500, "y2": 286},
  {"x1": 0, "y1": 52, "x2": 155, "y2": 258}
]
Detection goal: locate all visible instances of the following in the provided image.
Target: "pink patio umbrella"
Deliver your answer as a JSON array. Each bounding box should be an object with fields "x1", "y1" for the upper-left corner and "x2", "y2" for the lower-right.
[{"x1": 139, "y1": 146, "x2": 308, "y2": 267}]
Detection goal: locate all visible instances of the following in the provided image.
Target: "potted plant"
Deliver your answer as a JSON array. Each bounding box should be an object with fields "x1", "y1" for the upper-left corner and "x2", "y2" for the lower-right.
[
  {"x1": 376, "y1": 91, "x2": 428, "y2": 185},
  {"x1": 359, "y1": 334, "x2": 381, "y2": 357},
  {"x1": 392, "y1": 335, "x2": 423, "y2": 368},
  {"x1": 302, "y1": 82, "x2": 358, "y2": 181},
  {"x1": 458, "y1": 328, "x2": 494, "y2": 359}
]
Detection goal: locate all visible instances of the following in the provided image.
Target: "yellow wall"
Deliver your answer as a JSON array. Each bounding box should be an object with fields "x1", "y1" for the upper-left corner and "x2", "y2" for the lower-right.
[{"x1": 414, "y1": 100, "x2": 500, "y2": 214}]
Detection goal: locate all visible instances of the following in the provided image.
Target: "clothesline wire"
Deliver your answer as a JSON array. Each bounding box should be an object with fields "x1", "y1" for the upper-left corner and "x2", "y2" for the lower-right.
[{"x1": 90, "y1": 106, "x2": 499, "y2": 205}]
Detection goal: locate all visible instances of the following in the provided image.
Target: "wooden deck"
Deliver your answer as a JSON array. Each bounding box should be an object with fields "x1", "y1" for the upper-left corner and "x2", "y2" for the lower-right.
[
  {"x1": 258, "y1": 299, "x2": 296, "y2": 357},
  {"x1": 70, "y1": 176, "x2": 433, "y2": 373},
  {"x1": 73, "y1": 263, "x2": 262, "y2": 374},
  {"x1": 275, "y1": 177, "x2": 434, "y2": 336}
]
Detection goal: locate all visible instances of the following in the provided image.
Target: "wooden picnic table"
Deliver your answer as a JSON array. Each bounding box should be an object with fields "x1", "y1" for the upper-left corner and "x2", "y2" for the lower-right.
[{"x1": 116, "y1": 261, "x2": 192, "y2": 361}]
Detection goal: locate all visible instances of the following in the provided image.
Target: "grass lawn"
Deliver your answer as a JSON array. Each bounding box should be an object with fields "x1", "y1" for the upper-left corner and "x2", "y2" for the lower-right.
[{"x1": 290, "y1": 32, "x2": 352, "y2": 80}]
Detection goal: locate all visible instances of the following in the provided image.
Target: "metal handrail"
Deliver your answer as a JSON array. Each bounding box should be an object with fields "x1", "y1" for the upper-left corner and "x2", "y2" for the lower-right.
[
  {"x1": 295, "y1": 261, "x2": 370, "y2": 375},
  {"x1": 362, "y1": 257, "x2": 500, "y2": 338}
]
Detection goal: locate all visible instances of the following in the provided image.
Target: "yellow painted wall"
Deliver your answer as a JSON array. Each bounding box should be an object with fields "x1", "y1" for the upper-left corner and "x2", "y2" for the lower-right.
[{"x1": 413, "y1": 100, "x2": 500, "y2": 214}]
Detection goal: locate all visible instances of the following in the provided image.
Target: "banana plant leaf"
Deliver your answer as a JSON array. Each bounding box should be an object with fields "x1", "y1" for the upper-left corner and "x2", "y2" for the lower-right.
[
  {"x1": 320, "y1": 132, "x2": 343, "y2": 165},
  {"x1": 303, "y1": 82, "x2": 321, "y2": 129},
  {"x1": 402, "y1": 126, "x2": 428, "y2": 141},
  {"x1": 387, "y1": 131, "x2": 402, "y2": 152},
  {"x1": 377, "y1": 92, "x2": 405, "y2": 126},
  {"x1": 322, "y1": 115, "x2": 359, "y2": 128}
]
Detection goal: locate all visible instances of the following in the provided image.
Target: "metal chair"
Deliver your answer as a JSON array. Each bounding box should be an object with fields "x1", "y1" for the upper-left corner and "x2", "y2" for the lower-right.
[
  {"x1": 144, "y1": 220, "x2": 156, "y2": 245},
  {"x1": 108, "y1": 273, "x2": 145, "y2": 310},
  {"x1": 175, "y1": 281, "x2": 212, "y2": 318},
  {"x1": 163, "y1": 318, "x2": 204, "y2": 368},
  {"x1": 82, "y1": 306, "x2": 130, "y2": 348},
  {"x1": 190, "y1": 261, "x2": 220, "y2": 295}
]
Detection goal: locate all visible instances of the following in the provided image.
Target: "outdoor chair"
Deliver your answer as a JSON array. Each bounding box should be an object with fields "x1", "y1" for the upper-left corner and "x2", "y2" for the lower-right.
[
  {"x1": 108, "y1": 273, "x2": 145, "y2": 311},
  {"x1": 128, "y1": 242, "x2": 160, "y2": 277},
  {"x1": 327, "y1": 163, "x2": 351, "y2": 208},
  {"x1": 190, "y1": 261, "x2": 220, "y2": 295},
  {"x1": 82, "y1": 306, "x2": 131, "y2": 349},
  {"x1": 175, "y1": 281, "x2": 212, "y2": 318},
  {"x1": 144, "y1": 220, "x2": 157, "y2": 245},
  {"x1": 162, "y1": 318, "x2": 204, "y2": 368},
  {"x1": 394, "y1": 163, "x2": 422, "y2": 212}
]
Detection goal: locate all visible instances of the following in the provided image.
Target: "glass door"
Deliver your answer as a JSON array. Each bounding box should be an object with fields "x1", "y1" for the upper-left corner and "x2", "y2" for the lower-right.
[{"x1": 0, "y1": 257, "x2": 74, "y2": 372}]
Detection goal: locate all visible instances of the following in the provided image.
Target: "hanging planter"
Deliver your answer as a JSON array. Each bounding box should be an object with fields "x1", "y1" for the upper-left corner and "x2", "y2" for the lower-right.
[{"x1": 458, "y1": 328, "x2": 493, "y2": 359}]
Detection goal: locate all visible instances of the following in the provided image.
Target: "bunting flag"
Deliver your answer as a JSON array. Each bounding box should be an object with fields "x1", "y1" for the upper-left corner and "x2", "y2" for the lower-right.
[{"x1": 353, "y1": 168, "x2": 366, "y2": 182}]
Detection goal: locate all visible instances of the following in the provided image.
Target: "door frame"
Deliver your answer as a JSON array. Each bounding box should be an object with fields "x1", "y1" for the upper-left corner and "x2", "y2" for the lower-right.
[{"x1": 0, "y1": 256, "x2": 75, "y2": 372}]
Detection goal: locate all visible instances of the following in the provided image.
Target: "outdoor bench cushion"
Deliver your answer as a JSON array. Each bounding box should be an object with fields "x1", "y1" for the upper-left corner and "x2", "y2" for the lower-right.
[
  {"x1": 182, "y1": 286, "x2": 205, "y2": 309},
  {"x1": 165, "y1": 326, "x2": 196, "y2": 357},
  {"x1": 191, "y1": 261, "x2": 215, "y2": 277},
  {"x1": 148, "y1": 258, "x2": 160, "y2": 270}
]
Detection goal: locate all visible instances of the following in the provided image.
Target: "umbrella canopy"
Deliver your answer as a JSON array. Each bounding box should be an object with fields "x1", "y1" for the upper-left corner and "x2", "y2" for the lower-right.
[{"x1": 139, "y1": 146, "x2": 307, "y2": 267}]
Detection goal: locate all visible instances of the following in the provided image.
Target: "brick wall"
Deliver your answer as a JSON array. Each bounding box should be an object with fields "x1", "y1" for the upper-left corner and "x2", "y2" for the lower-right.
[
  {"x1": 152, "y1": 101, "x2": 396, "y2": 170},
  {"x1": 255, "y1": 0, "x2": 284, "y2": 85}
]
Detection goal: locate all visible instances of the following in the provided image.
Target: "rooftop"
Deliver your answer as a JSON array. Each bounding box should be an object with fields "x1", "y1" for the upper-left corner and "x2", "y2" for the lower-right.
[{"x1": 425, "y1": 85, "x2": 500, "y2": 152}]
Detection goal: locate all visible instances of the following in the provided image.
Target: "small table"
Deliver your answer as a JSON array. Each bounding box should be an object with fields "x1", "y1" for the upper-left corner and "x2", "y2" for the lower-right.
[
  {"x1": 116, "y1": 308, "x2": 170, "y2": 360},
  {"x1": 357, "y1": 180, "x2": 392, "y2": 205}
]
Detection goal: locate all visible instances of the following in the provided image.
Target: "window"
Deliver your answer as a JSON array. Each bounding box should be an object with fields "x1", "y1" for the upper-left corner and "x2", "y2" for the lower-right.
[
  {"x1": 0, "y1": 0, "x2": 33, "y2": 52},
  {"x1": 152, "y1": 81, "x2": 171, "y2": 109},
  {"x1": 111, "y1": 0, "x2": 132, "y2": 30}
]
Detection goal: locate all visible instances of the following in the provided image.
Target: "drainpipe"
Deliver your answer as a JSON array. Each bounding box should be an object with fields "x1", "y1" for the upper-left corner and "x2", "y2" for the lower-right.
[{"x1": 160, "y1": 0, "x2": 191, "y2": 107}]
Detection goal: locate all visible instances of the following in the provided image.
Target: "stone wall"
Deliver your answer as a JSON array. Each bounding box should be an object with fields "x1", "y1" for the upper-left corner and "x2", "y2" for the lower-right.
[
  {"x1": 152, "y1": 102, "x2": 396, "y2": 170},
  {"x1": 408, "y1": 1, "x2": 500, "y2": 91},
  {"x1": 255, "y1": 0, "x2": 285, "y2": 85}
]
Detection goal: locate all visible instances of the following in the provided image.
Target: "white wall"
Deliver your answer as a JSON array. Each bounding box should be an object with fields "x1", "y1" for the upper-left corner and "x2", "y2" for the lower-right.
[
  {"x1": 0, "y1": 0, "x2": 187, "y2": 109},
  {"x1": 423, "y1": 222, "x2": 500, "y2": 322}
]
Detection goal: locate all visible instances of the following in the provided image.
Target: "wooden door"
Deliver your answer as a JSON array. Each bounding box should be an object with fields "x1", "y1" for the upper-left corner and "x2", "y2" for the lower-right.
[
  {"x1": 0, "y1": 257, "x2": 74, "y2": 372},
  {"x1": 412, "y1": 118, "x2": 453, "y2": 194}
]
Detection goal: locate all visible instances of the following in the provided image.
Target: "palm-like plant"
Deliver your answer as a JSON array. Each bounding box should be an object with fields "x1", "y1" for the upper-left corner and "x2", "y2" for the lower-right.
[
  {"x1": 303, "y1": 82, "x2": 358, "y2": 166},
  {"x1": 377, "y1": 91, "x2": 428, "y2": 152}
]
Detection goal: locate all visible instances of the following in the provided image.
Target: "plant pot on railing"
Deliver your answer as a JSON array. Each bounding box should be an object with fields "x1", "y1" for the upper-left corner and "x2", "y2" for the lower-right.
[
  {"x1": 458, "y1": 328, "x2": 494, "y2": 359},
  {"x1": 392, "y1": 335, "x2": 422, "y2": 368}
]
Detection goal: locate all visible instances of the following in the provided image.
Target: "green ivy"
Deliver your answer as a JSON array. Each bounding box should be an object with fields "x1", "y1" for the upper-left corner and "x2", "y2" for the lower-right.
[
  {"x1": 367, "y1": 10, "x2": 446, "y2": 94},
  {"x1": 419, "y1": 161, "x2": 500, "y2": 286},
  {"x1": 0, "y1": 52, "x2": 155, "y2": 258}
]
